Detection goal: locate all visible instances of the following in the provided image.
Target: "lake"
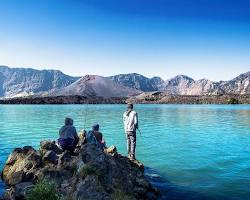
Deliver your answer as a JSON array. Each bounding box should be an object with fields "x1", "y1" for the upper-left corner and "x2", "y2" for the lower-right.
[{"x1": 0, "y1": 104, "x2": 250, "y2": 199}]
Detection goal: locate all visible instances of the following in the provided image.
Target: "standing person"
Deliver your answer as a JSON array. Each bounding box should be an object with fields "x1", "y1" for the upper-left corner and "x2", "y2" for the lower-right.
[
  {"x1": 58, "y1": 117, "x2": 79, "y2": 153},
  {"x1": 123, "y1": 103, "x2": 138, "y2": 160}
]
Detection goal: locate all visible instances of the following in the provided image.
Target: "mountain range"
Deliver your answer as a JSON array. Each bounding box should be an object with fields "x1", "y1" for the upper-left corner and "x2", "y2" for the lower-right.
[{"x1": 0, "y1": 65, "x2": 249, "y2": 98}]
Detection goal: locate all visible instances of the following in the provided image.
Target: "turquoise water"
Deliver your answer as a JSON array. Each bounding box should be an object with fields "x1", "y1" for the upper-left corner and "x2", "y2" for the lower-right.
[{"x1": 0, "y1": 104, "x2": 250, "y2": 199}]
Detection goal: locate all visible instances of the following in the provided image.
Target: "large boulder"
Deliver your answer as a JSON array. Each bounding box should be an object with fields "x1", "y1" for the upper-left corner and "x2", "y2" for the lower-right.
[
  {"x1": 43, "y1": 150, "x2": 58, "y2": 165},
  {"x1": 40, "y1": 140, "x2": 63, "y2": 155},
  {"x1": 1, "y1": 146, "x2": 42, "y2": 186}
]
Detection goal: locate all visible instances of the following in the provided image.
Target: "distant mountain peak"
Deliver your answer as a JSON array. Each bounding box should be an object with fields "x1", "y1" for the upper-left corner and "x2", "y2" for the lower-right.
[
  {"x1": 0, "y1": 66, "x2": 79, "y2": 97},
  {"x1": 51, "y1": 75, "x2": 140, "y2": 97},
  {"x1": 108, "y1": 73, "x2": 159, "y2": 92},
  {"x1": 0, "y1": 66, "x2": 249, "y2": 97},
  {"x1": 169, "y1": 74, "x2": 194, "y2": 81}
]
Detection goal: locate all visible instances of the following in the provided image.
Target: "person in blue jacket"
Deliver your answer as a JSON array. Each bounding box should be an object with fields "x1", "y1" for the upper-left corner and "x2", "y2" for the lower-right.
[{"x1": 85, "y1": 124, "x2": 106, "y2": 150}]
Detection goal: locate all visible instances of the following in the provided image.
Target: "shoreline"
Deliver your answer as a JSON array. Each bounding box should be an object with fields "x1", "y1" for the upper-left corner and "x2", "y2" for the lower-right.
[{"x1": 0, "y1": 94, "x2": 250, "y2": 104}]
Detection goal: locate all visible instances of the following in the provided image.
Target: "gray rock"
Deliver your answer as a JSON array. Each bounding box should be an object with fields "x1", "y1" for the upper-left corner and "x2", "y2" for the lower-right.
[
  {"x1": 57, "y1": 151, "x2": 78, "y2": 172},
  {"x1": 43, "y1": 150, "x2": 58, "y2": 165},
  {"x1": 13, "y1": 182, "x2": 34, "y2": 200},
  {"x1": 74, "y1": 175, "x2": 111, "y2": 200},
  {"x1": 136, "y1": 177, "x2": 150, "y2": 188},
  {"x1": 40, "y1": 140, "x2": 62, "y2": 155},
  {"x1": 2, "y1": 147, "x2": 42, "y2": 186}
]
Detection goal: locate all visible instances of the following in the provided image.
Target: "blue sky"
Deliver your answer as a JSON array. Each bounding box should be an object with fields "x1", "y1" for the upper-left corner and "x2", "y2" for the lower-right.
[{"x1": 0, "y1": 0, "x2": 250, "y2": 81}]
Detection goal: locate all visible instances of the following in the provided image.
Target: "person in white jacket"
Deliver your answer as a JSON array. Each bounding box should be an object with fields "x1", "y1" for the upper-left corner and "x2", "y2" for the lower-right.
[{"x1": 123, "y1": 103, "x2": 138, "y2": 160}]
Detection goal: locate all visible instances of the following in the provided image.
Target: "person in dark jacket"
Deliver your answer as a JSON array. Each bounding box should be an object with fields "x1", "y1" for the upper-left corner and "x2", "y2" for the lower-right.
[{"x1": 58, "y1": 117, "x2": 79, "y2": 152}]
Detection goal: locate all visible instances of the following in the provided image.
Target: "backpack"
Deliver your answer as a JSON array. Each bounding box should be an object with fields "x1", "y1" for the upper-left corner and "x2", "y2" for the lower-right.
[
  {"x1": 86, "y1": 131, "x2": 97, "y2": 144},
  {"x1": 86, "y1": 131, "x2": 106, "y2": 150}
]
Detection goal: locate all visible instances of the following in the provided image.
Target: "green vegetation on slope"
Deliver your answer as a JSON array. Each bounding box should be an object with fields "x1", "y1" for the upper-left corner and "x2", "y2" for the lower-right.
[{"x1": 26, "y1": 180, "x2": 61, "y2": 200}]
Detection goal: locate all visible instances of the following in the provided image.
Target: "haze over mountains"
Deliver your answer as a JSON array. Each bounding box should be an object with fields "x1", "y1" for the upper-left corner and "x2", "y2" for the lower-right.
[{"x1": 0, "y1": 65, "x2": 249, "y2": 98}]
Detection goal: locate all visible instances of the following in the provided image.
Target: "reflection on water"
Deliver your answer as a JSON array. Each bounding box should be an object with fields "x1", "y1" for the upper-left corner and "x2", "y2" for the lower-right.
[{"x1": 0, "y1": 104, "x2": 250, "y2": 199}]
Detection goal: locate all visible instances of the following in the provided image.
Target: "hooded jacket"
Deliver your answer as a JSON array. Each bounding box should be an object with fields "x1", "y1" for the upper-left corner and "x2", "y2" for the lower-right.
[
  {"x1": 123, "y1": 110, "x2": 138, "y2": 132},
  {"x1": 59, "y1": 125, "x2": 78, "y2": 140}
]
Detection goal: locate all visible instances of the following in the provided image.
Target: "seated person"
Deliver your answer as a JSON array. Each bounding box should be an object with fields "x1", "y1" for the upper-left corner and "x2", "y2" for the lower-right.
[
  {"x1": 85, "y1": 124, "x2": 106, "y2": 150},
  {"x1": 58, "y1": 117, "x2": 79, "y2": 152}
]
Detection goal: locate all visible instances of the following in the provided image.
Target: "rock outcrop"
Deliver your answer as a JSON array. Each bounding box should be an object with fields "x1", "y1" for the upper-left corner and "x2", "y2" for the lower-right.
[{"x1": 1, "y1": 138, "x2": 159, "y2": 200}]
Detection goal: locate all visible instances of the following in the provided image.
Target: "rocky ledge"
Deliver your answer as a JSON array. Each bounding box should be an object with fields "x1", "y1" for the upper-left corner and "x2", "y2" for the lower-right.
[{"x1": 0, "y1": 135, "x2": 160, "y2": 200}]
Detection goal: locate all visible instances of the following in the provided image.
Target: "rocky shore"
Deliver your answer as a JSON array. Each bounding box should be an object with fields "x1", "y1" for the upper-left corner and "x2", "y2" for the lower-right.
[
  {"x1": 0, "y1": 134, "x2": 160, "y2": 200},
  {"x1": 127, "y1": 92, "x2": 250, "y2": 104},
  {"x1": 0, "y1": 93, "x2": 250, "y2": 104},
  {"x1": 0, "y1": 95, "x2": 126, "y2": 104}
]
